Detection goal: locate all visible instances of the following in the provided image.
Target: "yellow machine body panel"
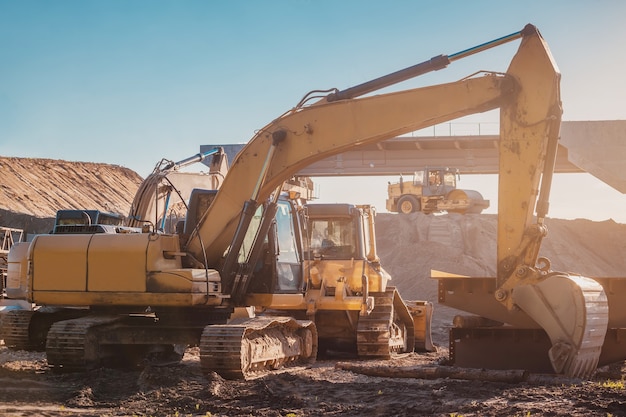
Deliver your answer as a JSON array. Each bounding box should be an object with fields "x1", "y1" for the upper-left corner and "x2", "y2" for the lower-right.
[
  {"x1": 87, "y1": 234, "x2": 150, "y2": 292},
  {"x1": 28, "y1": 233, "x2": 193, "y2": 305},
  {"x1": 305, "y1": 259, "x2": 387, "y2": 295},
  {"x1": 32, "y1": 234, "x2": 92, "y2": 291}
]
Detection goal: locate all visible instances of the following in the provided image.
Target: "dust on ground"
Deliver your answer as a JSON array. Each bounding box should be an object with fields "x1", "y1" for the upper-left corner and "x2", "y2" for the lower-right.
[{"x1": 1, "y1": 157, "x2": 626, "y2": 416}]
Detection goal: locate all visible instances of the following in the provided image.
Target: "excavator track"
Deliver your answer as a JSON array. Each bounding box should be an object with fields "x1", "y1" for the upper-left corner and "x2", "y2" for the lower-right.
[
  {"x1": 199, "y1": 316, "x2": 317, "y2": 380},
  {"x1": 2, "y1": 307, "x2": 90, "y2": 352},
  {"x1": 2, "y1": 309, "x2": 38, "y2": 350},
  {"x1": 46, "y1": 315, "x2": 122, "y2": 372},
  {"x1": 356, "y1": 287, "x2": 415, "y2": 358}
]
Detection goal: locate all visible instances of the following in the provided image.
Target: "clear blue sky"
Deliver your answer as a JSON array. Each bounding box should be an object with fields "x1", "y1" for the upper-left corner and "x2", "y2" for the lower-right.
[{"x1": 1, "y1": 1, "x2": 626, "y2": 222}]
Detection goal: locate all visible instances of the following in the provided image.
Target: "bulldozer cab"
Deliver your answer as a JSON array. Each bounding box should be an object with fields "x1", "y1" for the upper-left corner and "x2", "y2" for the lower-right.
[{"x1": 305, "y1": 204, "x2": 367, "y2": 261}]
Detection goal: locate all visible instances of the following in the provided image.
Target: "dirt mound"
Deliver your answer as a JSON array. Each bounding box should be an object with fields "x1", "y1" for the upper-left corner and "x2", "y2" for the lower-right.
[
  {"x1": 376, "y1": 212, "x2": 626, "y2": 301},
  {"x1": 0, "y1": 156, "x2": 143, "y2": 233},
  {"x1": 376, "y1": 213, "x2": 498, "y2": 303},
  {"x1": 375, "y1": 212, "x2": 626, "y2": 342}
]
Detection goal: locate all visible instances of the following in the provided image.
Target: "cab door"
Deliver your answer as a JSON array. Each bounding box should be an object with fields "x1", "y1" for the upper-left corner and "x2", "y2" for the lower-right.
[{"x1": 273, "y1": 199, "x2": 304, "y2": 293}]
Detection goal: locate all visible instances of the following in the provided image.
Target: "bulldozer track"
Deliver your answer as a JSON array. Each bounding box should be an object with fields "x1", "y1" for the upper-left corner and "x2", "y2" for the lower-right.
[
  {"x1": 356, "y1": 287, "x2": 414, "y2": 358},
  {"x1": 199, "y1": 316, "x2": 317, "y2": 380},
  {"x1": 46, "y1": 315, "x2": 121, "y2": 372}
]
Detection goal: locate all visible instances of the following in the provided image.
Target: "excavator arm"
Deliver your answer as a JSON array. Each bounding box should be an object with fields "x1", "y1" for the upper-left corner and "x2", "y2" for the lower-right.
[
  {"x1": 185, "y1": 24, "x2": 607, "y2": 378},
  {"x1": 424, "y1": 27, "x2": 610, "y2": 378},
  {"x1": 494, "y1": 29, "x2": 608, "y2": 378},
  {"x1": 184, "y1": 24, "x2": 556, "y2": 266},
  {"x1": 185, "y1": 74, "x2": 508, "y2": 265}
]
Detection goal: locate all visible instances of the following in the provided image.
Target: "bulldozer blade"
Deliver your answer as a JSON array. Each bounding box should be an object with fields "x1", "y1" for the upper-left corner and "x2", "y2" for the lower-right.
[
  {"x1": 406, "y1": 300, "x2": 436, "y2": 352},
  {"x1": 511, "y1": 274, "x2": 609, "y2": 378}
]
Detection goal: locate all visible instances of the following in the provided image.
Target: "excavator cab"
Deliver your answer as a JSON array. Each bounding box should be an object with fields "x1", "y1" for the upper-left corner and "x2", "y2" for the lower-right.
[{"x1": 241, "y1": 196, "x2": 306, "y2": 295}]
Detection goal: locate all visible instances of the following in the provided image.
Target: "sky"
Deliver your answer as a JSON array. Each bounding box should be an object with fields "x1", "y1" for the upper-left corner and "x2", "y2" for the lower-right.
[{"x1": 1, "y1": 0, "x2": 626, "y2": 223}]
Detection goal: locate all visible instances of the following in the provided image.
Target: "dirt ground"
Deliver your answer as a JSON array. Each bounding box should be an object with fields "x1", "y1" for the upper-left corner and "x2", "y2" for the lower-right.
[
  {"x1": 2, "y1": 157, "x2": 626, "y2": 416},
  {"x1": 0, "y1": 343, "x2": 625, "y2": 417}
]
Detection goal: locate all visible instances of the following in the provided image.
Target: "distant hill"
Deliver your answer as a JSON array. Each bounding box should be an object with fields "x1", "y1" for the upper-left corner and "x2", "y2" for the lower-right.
[{"x1": 0, "y1": 156, "x2": 143, "y2": 234}]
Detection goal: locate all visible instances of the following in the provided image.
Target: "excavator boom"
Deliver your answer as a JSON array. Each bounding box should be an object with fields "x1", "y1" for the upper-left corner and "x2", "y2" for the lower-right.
[
  {"x1": 186, "y1": 75, "x2": 508, "y2": 265},
  {"x1": 185, "y1": 27, "x2": 533, "y2": 265},
  {"x1": 127, "y1": 147, "x2": 228, "y2": 232}
]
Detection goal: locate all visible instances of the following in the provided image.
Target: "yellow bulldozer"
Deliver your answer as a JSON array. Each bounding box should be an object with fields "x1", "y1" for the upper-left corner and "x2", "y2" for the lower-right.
[{"x1": 4, "y1": 23, "x2": 624, "y2": 380}]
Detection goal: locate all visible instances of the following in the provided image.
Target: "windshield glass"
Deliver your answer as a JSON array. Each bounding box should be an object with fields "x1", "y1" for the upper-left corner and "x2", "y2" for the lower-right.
[{"x1": 309, "y1": 217, "x2": 356, "y2": 259}]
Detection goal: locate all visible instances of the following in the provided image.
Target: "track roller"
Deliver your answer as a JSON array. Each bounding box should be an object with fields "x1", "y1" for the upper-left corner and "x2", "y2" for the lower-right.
[
  {"x1": 1, "y1": 307, "x2": 89, "y2": 351},
  {"x1": 1, "y1": 309, "x2": 39, "y2": 350}
]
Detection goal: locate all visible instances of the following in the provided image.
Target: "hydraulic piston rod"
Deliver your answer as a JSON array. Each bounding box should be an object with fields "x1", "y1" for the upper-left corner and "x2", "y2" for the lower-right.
[
  {"x1": 326, "y1": 25, "x2": 531, "y2": 102},
  {"x1": 163, "y1": 147, "x2": 223, "y2": 171}
]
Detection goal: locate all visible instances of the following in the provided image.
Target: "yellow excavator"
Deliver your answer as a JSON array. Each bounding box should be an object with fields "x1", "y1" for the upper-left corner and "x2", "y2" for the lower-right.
[{"x1": 4, "y1": 24, "x2": 619, "y2": 379}]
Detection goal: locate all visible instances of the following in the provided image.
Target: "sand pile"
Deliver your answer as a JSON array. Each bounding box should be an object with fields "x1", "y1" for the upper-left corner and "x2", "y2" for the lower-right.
[
  {"x1": 374, "y1": 212, "x2": 626, "y2": 342},
  {"x1": 0, "y1": 157, "x2": 142, "y2": 233}
]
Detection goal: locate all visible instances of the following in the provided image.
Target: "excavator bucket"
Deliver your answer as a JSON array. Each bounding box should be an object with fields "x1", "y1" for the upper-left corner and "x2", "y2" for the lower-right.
[{"x1": 511, "y1": 274, "x2": 609, "y2": 377}]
